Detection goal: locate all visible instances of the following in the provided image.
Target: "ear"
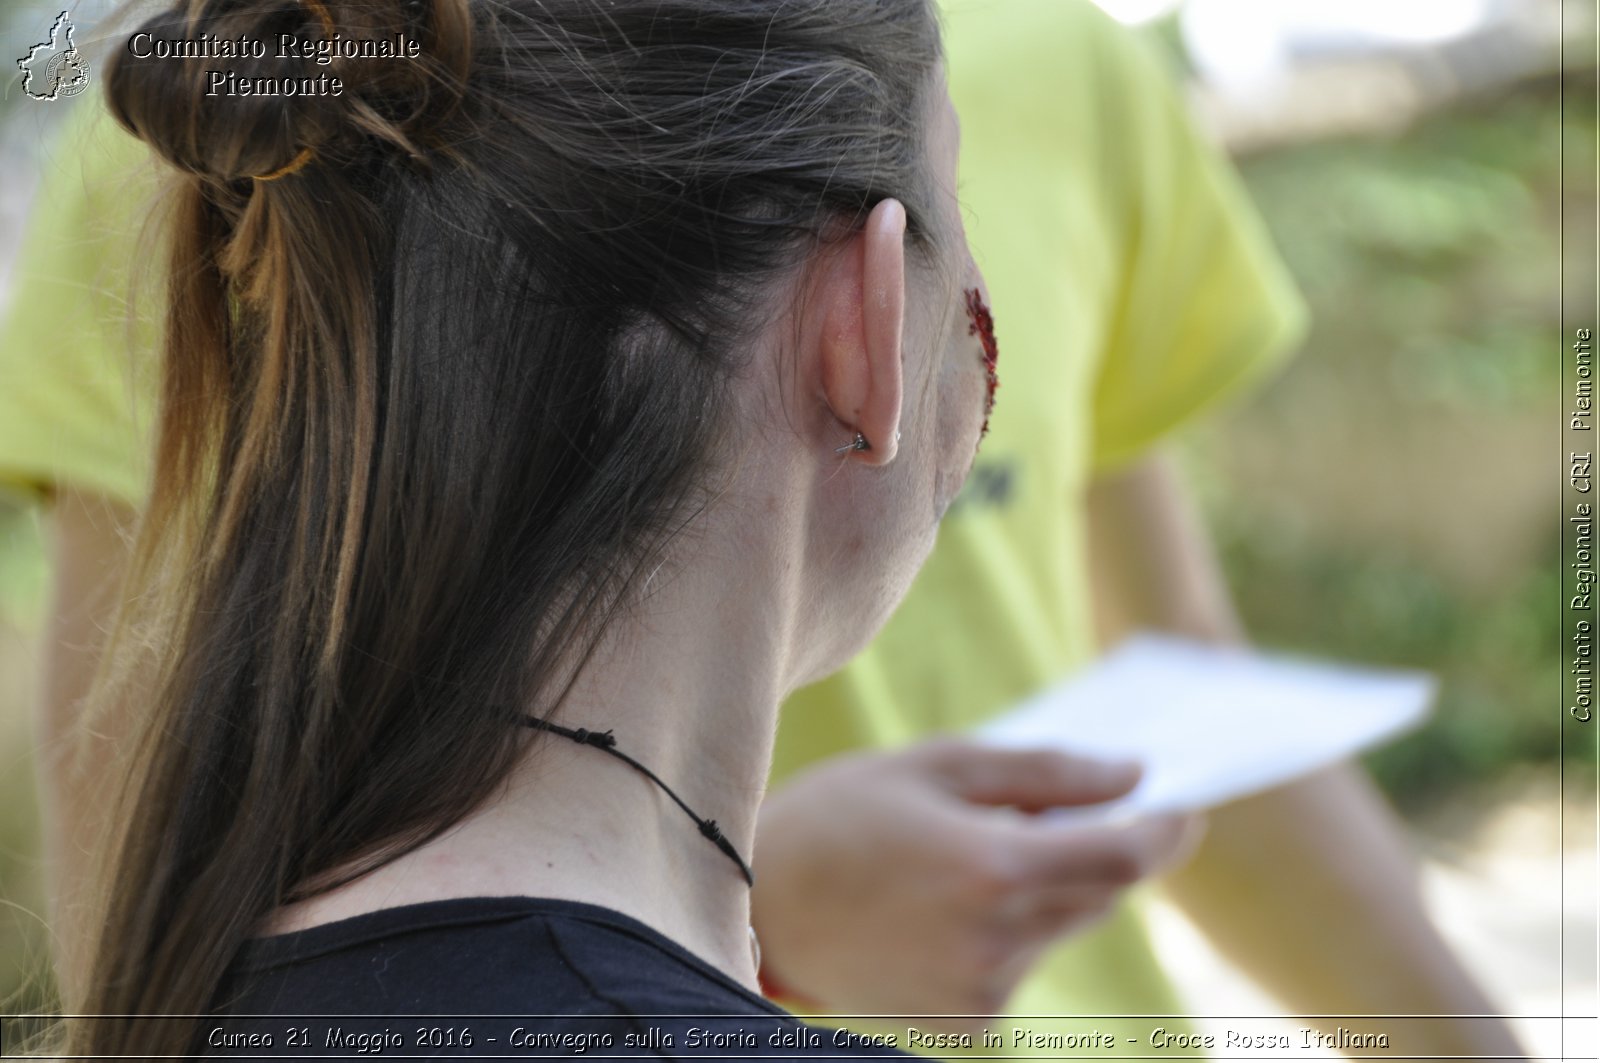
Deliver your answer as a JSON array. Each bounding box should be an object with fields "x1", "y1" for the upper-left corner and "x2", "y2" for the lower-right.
[{"x1": 817, "y1": 198, "x2": 905, "y2": 464}]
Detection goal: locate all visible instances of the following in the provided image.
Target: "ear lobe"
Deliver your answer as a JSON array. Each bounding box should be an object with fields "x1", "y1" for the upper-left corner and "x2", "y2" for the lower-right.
[{"x1": 818, "y1": 199, "x2": 906, "y2": 465}]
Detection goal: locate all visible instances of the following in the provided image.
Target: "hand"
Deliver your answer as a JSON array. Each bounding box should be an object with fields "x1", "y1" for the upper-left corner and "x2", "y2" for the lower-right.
[{"x1": 752, "y1": 740, "x2": 1203, "y2": 1029}]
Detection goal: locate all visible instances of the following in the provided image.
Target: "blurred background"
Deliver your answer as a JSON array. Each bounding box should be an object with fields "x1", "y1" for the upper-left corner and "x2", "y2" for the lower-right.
[
  {"x1": 0, "y1": 0, "x2": 1594, "y2": 1054},
  {"x1": 1118, "y1": 0, "x2": 1596, "y2": 1052}
]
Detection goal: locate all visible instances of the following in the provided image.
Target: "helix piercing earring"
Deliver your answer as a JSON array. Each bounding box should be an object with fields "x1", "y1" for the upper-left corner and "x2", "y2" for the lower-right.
[{"x1": 834, "y1": 432, "x2": 870, "y2": 455}]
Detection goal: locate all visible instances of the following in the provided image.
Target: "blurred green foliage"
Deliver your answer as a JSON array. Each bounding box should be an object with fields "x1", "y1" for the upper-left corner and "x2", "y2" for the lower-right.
[{"x1": 1184, "y1": 73, "x2": 1592, "y2": 812}]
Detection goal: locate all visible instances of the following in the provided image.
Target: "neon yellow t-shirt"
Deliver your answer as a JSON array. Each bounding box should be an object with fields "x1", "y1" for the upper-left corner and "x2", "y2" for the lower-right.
[
  {"x1": 0, "y1": 0, "x2": 1304, "y2": 1047},
  {"x1": 771, "y1": 0, "x2": 1307, "y2": 1049},
  {"x1": 0, "y1": 112, "x2": 161, "y2": 508}
]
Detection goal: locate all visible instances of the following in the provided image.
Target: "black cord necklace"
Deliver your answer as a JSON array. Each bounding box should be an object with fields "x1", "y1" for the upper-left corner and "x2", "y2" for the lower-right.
[{"x1": 519, "y1": 715, "x2": 756, "y2": 888}]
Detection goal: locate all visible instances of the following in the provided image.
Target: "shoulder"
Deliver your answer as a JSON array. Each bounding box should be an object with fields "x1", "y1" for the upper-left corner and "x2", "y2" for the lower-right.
[
  {"x1": 941, "y1": 0, "x2": 1154, "y2": 99},
  {"x1": 0, "y1": 94, "x2": 162, "y2": 505},
  {"x1": 217, "y1": 897, "x2": 749, "y2": 1013},
  {"x1": 26, "y1": 93, "x2": 160, "y2": 245},
  {"x1": 205, "y1": 898, "x2": 912, "y2": 1060},
  {"x1": 938, "y1": 0, "x2": 1193, "y2": 218}
]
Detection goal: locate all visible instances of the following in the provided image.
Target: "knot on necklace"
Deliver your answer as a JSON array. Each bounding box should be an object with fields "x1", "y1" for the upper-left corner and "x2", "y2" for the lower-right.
[{"x1": 570, "y1": 727, "x2": 617, "y2": 749}]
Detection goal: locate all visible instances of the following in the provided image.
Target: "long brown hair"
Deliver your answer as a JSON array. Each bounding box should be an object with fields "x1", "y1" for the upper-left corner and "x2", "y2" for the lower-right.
[{"x1": 66, "y1": 0, "x2": 946, "y2": 1055}]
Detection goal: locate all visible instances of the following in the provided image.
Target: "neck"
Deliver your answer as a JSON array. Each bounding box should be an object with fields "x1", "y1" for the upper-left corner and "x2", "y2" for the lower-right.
[
  {"x1": 264, "y1": 494, "x2": 803, "y2": 991},
  {"x1": 491, "y1": 567, "x2": 792, "y2": 984},
  {"x1": 518, "y1": 719, "x2": 757, "y2": 888}
]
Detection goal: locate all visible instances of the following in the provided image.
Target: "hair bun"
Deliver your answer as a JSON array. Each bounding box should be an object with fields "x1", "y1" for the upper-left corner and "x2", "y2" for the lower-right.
[{"x1": 108, "y1": 0, "x2": 474, "y2": 183}]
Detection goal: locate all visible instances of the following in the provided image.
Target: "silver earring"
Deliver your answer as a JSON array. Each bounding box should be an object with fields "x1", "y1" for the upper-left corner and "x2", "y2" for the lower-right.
[{"x1": 834, "y1": 431, "x2": 870, "y2": 454}]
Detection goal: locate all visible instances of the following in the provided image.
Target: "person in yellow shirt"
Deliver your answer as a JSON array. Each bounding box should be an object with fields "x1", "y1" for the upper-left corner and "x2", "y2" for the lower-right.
[
  {"x1": 2, "y1": 0, "x2": 1519, "y2": 1056},
  {"x1": 751, "y1": 1, "x2": 1520, "y2": 1056}
]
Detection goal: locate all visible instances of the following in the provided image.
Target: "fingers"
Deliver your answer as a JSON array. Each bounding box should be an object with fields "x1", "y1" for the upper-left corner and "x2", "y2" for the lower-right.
[
  {"x1": 1014, "y1": 812, "x2": 1206, "y2": 889},
  {"x1": 973, "y1": 814, "x2": 1206, "y2": 971},
  {"x1": 923, "y1": 741, "x2": 1142, "y2": 812}
]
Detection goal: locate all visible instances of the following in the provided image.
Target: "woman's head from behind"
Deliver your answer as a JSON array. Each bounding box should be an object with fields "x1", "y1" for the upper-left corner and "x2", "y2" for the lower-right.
[
  {"x1": 108, "y1": 0, "x2": 985, "y2": 687},
  {"x1": 77, "y1": 0, "x2": 985, "y2": 1052}
]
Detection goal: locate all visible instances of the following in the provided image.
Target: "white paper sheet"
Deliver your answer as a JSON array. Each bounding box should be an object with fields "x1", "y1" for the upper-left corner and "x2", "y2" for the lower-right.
[{"x1": 975, "y1": 634, "x2": 1435, "y2": 823}]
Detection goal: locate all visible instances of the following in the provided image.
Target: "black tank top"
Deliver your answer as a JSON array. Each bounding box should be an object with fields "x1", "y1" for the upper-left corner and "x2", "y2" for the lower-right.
[{"x1": 201, "y1": 895, "x2": 910, "y2": 1060}]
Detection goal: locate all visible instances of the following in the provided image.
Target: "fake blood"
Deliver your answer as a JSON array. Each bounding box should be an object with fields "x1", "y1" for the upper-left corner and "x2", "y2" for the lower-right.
[{"x1": 964, "y1": 288, "x2": 999, "y2": 439}]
